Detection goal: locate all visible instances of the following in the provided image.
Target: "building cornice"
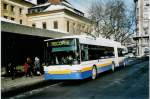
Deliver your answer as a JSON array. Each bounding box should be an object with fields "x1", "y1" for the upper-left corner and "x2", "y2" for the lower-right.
[
  {"x1": 27, "y1": 9, "x2": 92, "y2": 23},
  {"x1": 27, "y1": 9, "x2": 64, "y2": 16},
  {"x1": 9, "y1": 0, "x2": 36, "y2": 7}
]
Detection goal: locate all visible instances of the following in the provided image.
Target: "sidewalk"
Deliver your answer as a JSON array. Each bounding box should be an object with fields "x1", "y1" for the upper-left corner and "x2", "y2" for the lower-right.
[
  {"x1": 1, "y1": 75, "x2": 44, "y2": 93},
  {"x1": 1, "y1": 74, "x2": 51, "y2": 98}
]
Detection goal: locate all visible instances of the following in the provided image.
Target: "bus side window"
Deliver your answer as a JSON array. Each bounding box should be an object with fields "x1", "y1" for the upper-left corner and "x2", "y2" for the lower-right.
[
  {"x1": 104, "y1": 51, "x2": 109, "y2": 58},
  {"x1": 102, "y1": 47, "x2": 114, "y2": 59},
  {"x1": 81, "y1": 44, "x2": 88, "y2": 61},
  {"x1": 81, "y1": 50, "x2": 85, "y2": 61}
]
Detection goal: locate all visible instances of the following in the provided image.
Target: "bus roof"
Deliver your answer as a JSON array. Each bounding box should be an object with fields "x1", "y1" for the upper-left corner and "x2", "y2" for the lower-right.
[{"x1": 44, "y1": 35, "x2": 124, "y2": 48}]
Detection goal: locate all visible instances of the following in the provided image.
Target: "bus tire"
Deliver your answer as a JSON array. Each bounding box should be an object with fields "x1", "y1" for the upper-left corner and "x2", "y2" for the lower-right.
[
  {"x1": 112, "y1": 62, "x2": 115, "y2": 72},
  {"x1": 91, "y1": 66, "x2": 97, "y2": 80}
]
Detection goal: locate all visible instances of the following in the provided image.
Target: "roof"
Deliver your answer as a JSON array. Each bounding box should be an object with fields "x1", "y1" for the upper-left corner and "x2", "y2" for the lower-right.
[
  {"x1": 1, "y1": 21, "x2": 70, "y2": 38},
  {"x1": 45, "y1": 35, "x2": 123, "y2": 48},
  {"x1": 43, "y1": 4, "x2": 74, "y2": 12},
  {"x1": 28, "y1": 0, "x2": 84, "y2": 16},
  {"x1": 30, "y1": 2, "x2": 50, "y2": 8}
]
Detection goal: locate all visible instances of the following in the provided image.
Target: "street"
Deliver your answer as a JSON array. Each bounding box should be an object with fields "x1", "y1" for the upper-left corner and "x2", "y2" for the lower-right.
[{"x1": 9, "y1": 59, "x2": 149, "y2": 99}]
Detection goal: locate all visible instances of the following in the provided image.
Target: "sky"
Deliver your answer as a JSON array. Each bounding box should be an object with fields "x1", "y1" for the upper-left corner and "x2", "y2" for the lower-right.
[
  {"x1": 67, "y1": 0, "x2": 134, "y2": 17},
  {"x1": 67, "y1": 0, "x2": 92, "y2": 13}
]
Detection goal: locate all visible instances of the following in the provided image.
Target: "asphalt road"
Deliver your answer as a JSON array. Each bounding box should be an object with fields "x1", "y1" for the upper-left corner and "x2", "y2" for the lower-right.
[{"x1": 9, "y1": 60, "x2": 149, "y2": 99}]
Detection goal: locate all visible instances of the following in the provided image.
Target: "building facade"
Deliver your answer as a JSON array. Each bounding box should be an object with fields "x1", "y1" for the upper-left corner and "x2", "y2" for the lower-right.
[
  {"x1": 27, "y1": 0, "x2": 92, "y2": 35},
  {"x1": 134, "y1": 0, "x2": 150, "y2": 56},
  {"x1": 1, "y1": 0, "x2": 35, "y2": 25}
]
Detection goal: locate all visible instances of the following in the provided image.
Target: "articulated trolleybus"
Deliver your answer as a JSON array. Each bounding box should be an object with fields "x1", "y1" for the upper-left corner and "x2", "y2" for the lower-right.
[{"x1": 44, "y1": 35, "x2": 127, "y2": 80}]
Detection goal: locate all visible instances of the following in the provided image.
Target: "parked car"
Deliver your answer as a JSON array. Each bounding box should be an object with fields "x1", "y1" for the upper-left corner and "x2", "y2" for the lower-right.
[{"x1": 125, "y1": 53, "x2": 135, "y2": 58}]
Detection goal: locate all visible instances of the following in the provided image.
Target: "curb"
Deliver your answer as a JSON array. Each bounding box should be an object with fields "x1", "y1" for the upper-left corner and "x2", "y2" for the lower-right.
[{"x1": 2, "y1": 79, "x2": 58, "y2": 98}]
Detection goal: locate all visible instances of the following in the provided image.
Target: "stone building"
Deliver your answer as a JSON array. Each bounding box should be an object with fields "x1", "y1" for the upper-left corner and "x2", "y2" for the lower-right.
[
  {"x1": 133, "y1": 0, "x2": 150, "y2": 56},
  {"x1": 1, "y1": 0, "x2": 35, "y2": 25},
  {"x1": 27, "y1": 0, "x2": 92, "y2": 35}
]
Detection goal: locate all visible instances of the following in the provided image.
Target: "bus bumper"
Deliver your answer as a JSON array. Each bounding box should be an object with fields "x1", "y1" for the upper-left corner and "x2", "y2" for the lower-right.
[{"x1": 44, "y1": 70, "x2": 92, "y2": 80}]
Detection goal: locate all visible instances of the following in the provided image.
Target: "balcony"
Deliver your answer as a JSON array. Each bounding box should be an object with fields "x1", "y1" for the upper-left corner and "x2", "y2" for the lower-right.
[{"x1": 133, "y1": 35, "x2": 149, "y2": 40}]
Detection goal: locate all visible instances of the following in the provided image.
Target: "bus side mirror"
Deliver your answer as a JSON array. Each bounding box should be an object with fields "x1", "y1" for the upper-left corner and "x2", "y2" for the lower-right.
[{"x1": 122, "y1": 51, "x2": 128, "y2": 56}]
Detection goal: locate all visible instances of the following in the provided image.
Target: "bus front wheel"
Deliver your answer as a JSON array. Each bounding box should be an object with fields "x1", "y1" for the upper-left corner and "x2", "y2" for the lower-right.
[{"x1": 91, "y1": 66, "x2": 97, "y2": 80}]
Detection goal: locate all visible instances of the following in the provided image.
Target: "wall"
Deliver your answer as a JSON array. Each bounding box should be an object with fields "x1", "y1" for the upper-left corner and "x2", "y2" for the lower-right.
[
  {"x1": 1, "y1": 0, "x2": 33, "y2": 25},
  {"x1": 27, "y1": 11, "x2": 92, "y2": 35}
]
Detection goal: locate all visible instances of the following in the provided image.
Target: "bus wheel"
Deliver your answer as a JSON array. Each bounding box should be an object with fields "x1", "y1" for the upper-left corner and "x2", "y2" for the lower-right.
[
  {"x1": 92, "y1": 66, "x2": 97, "y2": 80},
  {"x1": 112, "y1": 62, "x2": 115, "y2": 72}
]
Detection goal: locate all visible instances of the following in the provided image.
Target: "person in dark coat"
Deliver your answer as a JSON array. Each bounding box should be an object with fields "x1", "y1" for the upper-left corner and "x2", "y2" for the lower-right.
[{"x1": 8, "y1": 62, "x2": 16, "y2": 80}]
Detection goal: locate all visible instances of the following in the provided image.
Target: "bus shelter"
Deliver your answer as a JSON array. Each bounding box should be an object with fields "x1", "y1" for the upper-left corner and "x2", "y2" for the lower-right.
[{"x1": 1, "y1": 21, "x2": 70, "y2": 73}]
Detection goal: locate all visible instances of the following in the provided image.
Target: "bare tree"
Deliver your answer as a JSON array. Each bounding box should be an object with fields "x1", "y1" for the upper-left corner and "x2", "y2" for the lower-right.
[{"x1": 88, "y1": 0, "x2": 135, "y2": 44}]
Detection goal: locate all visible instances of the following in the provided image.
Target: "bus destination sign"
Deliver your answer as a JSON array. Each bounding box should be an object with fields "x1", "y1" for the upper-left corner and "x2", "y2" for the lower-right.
[{"x1": 48, "y1": 40, "x2": 71, "y2": 47}]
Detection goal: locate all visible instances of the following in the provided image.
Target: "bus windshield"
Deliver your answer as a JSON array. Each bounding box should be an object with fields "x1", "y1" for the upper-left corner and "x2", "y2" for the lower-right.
[{"x1": 46, "y1": 38, "x2": 80, "y2": 65}]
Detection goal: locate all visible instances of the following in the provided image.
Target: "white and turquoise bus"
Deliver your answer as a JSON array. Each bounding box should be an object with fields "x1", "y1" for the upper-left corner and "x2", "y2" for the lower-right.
[{"x1": 44, "y1": 35, "x2": 127, "y2": 80}]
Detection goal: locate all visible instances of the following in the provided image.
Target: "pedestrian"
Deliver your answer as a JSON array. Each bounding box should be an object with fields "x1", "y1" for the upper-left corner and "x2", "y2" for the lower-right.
[
  {"x1": 27, "y1": 57, "x2": 33, "y2": 77},
  {"x1": 8, "y1": 62, "x2": 16, "y2": 80},
  {"x1": 23, "y1": 62, "x2": 29, "y2": 77},
  {"x1": 34, "y1": 57, "x2": 41, "y2": 76}
]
